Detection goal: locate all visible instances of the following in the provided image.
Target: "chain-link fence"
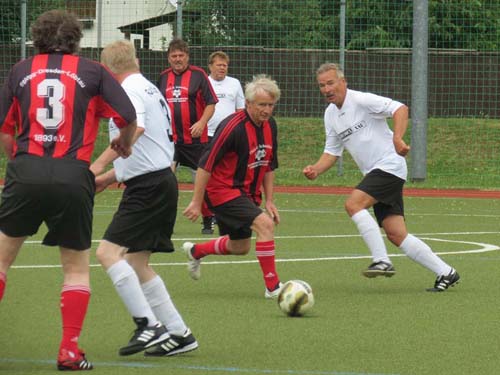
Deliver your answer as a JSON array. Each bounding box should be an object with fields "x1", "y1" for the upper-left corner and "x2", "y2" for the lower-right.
[{"x1": 1, "y1": 0, "x2": 499, "y2": 189}]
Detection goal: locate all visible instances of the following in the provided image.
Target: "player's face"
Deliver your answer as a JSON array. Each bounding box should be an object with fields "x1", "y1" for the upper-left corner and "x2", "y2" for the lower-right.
[
  {"x1": 246, "y1": 91, "x2": 276, "y2": 126},
  {"x1": 168, "y1": 50, "x2": 189, "y2": 74},
  {"x1": 317, "y1": 69, "x2": 347, "y2": 109},
  {"x1": 209, "y1": 57, "x2": 229, "y2": 81}
]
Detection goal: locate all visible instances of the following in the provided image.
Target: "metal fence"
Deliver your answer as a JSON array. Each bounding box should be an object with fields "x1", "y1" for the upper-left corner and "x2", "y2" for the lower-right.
[{"x1": 1, "y1": 0, "x2": 499, "y2": 188}]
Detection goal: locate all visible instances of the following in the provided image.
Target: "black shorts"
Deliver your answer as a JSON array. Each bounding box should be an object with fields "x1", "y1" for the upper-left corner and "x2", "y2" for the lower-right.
[
  {"x1": 103, "y1": 168, "x2": 177, "y2": 253},
  {"x1": 0, "y1": 155, "x2": 95, "y2": 250},
  {"x1": 356, "y1": 169, "x2": 405, "y2": 227},
  {"x1": 174, "y1": 143, "x2": 207, "y2": 170},
  {"x1": 210, "y1": 196, "x2": 263, "y2": 240}
]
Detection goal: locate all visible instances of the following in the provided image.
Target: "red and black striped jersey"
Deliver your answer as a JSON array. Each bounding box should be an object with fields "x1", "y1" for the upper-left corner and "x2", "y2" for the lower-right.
[
  {"x1": 200, "y1": 110, "x2": 278, "y2": 207},
  {"x1": 0, "y1": 53, "x2": 136, "y2": 163},
  {"x1": 157, "y1": 65, "x2": 218, "y2": 145}
]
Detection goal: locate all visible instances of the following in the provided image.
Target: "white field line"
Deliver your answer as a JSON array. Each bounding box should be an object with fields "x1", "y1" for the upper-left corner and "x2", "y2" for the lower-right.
[{"x1": 11, "y1": 233, "x2": 500, "y2": 269}]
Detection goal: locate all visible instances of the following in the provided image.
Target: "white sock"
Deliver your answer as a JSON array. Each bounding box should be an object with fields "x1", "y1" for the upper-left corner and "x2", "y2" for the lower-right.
[
  {"x1": 107, "y1": 260, "x2": 158, "y2": 326},
  {"x1": 351, "y1": 209, "x2": 391, "y2": 263},
  {"x1": 399, "y1": 234, "x2": 452, "y2": 276},
  {"x1": 141, "y1": 275, "x2": 187, "y2": 336}
]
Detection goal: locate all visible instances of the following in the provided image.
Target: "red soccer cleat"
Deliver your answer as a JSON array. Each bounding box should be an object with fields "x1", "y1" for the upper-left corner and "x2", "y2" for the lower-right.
[{"x1": 57, "y1": 348, "x2": 93, "y2": 371}]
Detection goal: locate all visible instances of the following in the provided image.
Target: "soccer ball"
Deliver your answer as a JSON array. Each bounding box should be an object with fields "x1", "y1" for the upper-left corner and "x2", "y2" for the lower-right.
[{"x1": 277, "y1": 280, "x2": 314, "y2": 317}]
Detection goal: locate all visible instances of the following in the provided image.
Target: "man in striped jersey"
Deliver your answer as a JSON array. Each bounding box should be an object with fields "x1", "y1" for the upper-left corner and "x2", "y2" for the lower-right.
[
  {"x1": 157, "y1": 38, "x2": 218, "y2": 235},
  {"x1": 0, "y1": 10, "x2": 136, "y2": 371},
  {"x1": 183, "y1": 75, "x2": 283, "y2": 299}
]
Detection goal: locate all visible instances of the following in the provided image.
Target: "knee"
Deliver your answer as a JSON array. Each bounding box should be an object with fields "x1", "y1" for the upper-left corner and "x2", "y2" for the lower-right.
[
  {"x1": 253, "y1": 215, "x2": 274, "y2": 238},
  {"x1": 95, "y1": 246, "x2": 107, "y2": 264},
  {"x1": 96, "y1": 244, "x2": 120, "y2": 269},
  {"x1": 229, "y1": 241, "x2": 251, "y2": 255},
  {"x1": 385, "y1": 231, "x2": 405, "y2": 247},
  {"x1": 344, "y1": 199, "x2": 358, "y2": 217}
]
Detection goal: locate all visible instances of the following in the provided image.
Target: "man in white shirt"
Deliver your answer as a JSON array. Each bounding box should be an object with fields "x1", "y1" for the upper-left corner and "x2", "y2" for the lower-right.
[
  {"x1": 207, "y1": 51, "x2": 245, "y2": 139},
  {"x1": 303, "y1": 63, "x2": 459, "y2": 292},
  {"x1": 91, "y1": 40, "x2": 198, "y2": 357}
]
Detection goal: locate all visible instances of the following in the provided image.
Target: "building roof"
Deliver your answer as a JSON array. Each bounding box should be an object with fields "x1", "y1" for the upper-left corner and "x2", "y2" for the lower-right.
[{"x1": 118, "y1": 11, "x2": 201, "y2": 35}]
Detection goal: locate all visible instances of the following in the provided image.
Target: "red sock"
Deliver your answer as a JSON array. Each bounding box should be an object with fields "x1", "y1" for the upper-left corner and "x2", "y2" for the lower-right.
[
  {"x1": 201, "y1": 201, "x2": 213, "y2": 218},
  {"x1": 256, "y1": 241, "x2": 280, "y2": 290},
  {"x1": 59, "y1": 285, "x2": 91, "y2": 354},
  {"x1": 0, "y1": 272, "x2": 6, "y2": 301},
  {"x1": 193, "y1": 236, "x2": 230, "y2": 259}
]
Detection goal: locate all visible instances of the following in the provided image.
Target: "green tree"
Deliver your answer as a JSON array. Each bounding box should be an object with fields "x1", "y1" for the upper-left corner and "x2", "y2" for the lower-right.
[
  {"x1": 429, "y1": 0, "x2": 500, "y2": 50},
  {"x1": 346, "y1": 0, "x2": 412, "y2": 49},
  {"x1": 183, "y1": 0, "x2": 338, "y2": 49},
  {"x1": 181, "y1": 0, "x2": 499, "y2": 51},
  {"x1": 0, "y1": 0, "x2": 65, "y2": 44}
]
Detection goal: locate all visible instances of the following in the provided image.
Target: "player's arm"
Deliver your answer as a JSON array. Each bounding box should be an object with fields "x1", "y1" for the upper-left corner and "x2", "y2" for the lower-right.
[
  {"x1": 263, "y1": 170, "x2": 279, "y2": 224},
  {"x1": 90, "y1": 124, "x2": 142, "y2": 176},
  {"x1": 95, "y1": 168, "x2": 117, "y2": 194},
  {"x1": 392, "y1": 105, "x2": 410, "y2": 156},
  {"x1": 183, "y1": 168, "x2": 211, "y2": 222},
  {"x1": 0, "y1": 133, "x2": 14, "y2": 160},
  {"x1": 303, "y1": 153, "x2": 338, "y2": 180},
  {"x1": 190, "y1": 104, "x2": 215, "y2": 138}
]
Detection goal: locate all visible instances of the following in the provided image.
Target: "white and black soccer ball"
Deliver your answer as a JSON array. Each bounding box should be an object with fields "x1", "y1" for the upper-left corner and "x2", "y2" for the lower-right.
[{"x1": 277, "y1": 280, "x2": 314, "y2": 317}]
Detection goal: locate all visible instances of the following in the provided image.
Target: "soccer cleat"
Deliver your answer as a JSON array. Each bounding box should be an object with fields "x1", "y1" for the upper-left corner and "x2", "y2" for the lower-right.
[
  {"x1": 201, "y1": 216, "x2": 215, "y2": 235},
  {"x1": 118, "y1": 317, "x2": 170, "y2": 356},
  {"x1": 144, "y1": 328, "x2": 199, "y2": 357},
  {"x1": 426, "y1": 269, "x2": 460, "y2": 292},
  {"x1": 362, "y1": 261, "x2": 396, "y2": 278},
  {"x1": 57, "y1": 349, "x2": 93, "y2": 371},
  {"x1": 183, "y1": 242, "x2": 201, "y2": 280},
  {"x1": 265, "y1": 281, "x2": 283, "y2": 299}
]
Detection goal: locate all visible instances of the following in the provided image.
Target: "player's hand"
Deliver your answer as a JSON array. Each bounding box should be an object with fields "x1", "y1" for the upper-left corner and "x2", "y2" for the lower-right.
[
  {"x1": 183, "y1": 201, "x2": 202, "y2": 222},
  {"x1": 394, "y1": 138, "x2": 410, "y2": 156},
  {"x1": 111, "y1": 136, "x2": 133, "y2": 158},
  {"x1": 303, "y1": 165, "x2": 318, "y2": 180},
  {"x1": 190, "y1": 121, "x2": 205, "y2": 138},
  {"x1": 266, "y1": 201, "x2": 280, "y2": 225}
]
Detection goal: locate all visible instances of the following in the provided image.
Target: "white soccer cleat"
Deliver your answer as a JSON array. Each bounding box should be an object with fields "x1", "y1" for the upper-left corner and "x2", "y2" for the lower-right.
[
  {"x1": 182, "y1": 242, "x2": 201, "y2": 280},
  {"x1": 264, "y1": 281, "x2": 283, "y2": 299}
]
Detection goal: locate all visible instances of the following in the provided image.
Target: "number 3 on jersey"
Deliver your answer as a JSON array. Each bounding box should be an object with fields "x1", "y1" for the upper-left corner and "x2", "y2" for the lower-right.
[{"x1": 36, "y1": 78, "x2": 65, "y2": 129}]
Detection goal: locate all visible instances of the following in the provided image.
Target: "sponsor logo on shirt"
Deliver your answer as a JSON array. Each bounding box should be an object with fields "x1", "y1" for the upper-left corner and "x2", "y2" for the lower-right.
[
  {"x1": 166, "y1": 86, "x2": 188, "y2": 103},
  {"x1": 339, "y1": 120, "x2": 367, "y2": 140}
]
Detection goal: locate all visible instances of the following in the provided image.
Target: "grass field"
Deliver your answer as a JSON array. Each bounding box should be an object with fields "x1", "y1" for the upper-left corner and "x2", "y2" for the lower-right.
[
  {"x1": 1, "y1": 189, "x2": 500, "y2": 375},
  {"x1": 1, "y1": 117, "x2": 500, "y2": 190}
]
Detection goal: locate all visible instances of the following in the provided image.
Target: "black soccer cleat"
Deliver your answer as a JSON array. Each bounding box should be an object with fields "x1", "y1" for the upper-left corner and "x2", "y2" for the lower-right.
[
  {"x1": 118, "y1": 317, "x2": 170, "y2": 356},
  {"x1": 362, "y1": 261, "x2": 396, "y2": 278},
  {"x1": 144, "y1": 328, "x2": 199, "y2": 357},
  {"x1": 201, "y1": 216, "x2": 215, "y2": 235},
  {"x1": 426, "y1": 269, "x2": 460, "y2": 292}
]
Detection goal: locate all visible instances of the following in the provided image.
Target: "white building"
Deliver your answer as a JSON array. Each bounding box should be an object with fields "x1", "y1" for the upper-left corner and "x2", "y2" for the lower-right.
[{"x1": 72, "y1": 0, "x2": 177, "y2": 50}]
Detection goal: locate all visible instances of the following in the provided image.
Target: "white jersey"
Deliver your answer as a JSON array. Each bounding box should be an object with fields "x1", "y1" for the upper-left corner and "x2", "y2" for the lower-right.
[
  {"x1": 207, "y1": 75, "x2": 245, "y2": 136},
  {"x1": 323, "y1": 89, "x2": 408, "y2": 180},
  {"x1": 109, "y1": 73, "x2": 174, "y2": 182}
]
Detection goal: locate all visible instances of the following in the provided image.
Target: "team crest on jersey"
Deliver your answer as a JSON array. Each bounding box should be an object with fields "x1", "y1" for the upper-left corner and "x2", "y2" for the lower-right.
[
  {"x1": 249, "y1": 144, "x2": 272, "y2": 169},
  {"x1": 255, "y1": 145, "x2": 266, "y2": 160},
  {"x1": 173, "y1": 87, "x2": 181, "y2": 98}
]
